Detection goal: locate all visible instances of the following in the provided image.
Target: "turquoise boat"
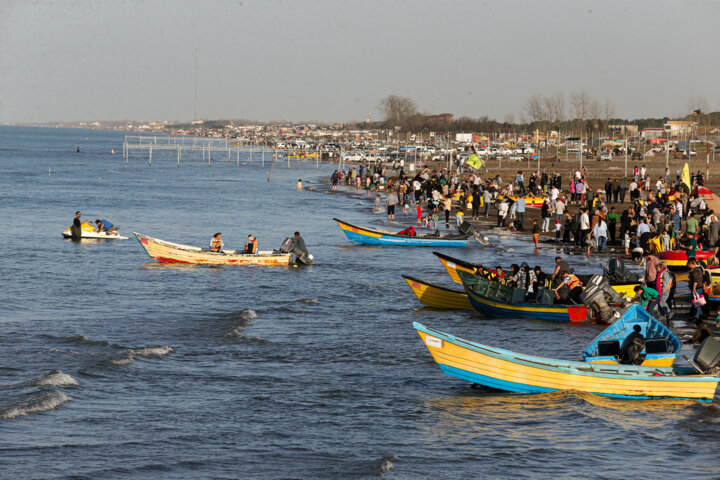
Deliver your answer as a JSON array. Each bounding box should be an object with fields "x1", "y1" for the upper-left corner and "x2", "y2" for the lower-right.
[
  {"x1": 414, "y1": 322, "x2": 720, "y2": 402},
  {"x1": 333, "y1": 218, "x2": 470, "y2": 247},
  {"x1": 583, "y1": 305, "x2": 682, "y2": 368}
]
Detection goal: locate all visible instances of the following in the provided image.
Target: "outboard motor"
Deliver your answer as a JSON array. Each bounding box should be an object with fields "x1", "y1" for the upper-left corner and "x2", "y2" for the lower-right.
[
  {"x1": 279, "y1": 237, "x2": 313, "y2": 265},
  {"x1": 604, "y1": 257, "x2": 639, "y2": 284},
  {"x1": 693, "y1": 337, "x2": 720, "y2": 373},
  {"x1": 458, "y1": 221, "x2": 475, "y2": 236},
  {"x1": 581, "y1": 274, "x2": 624, "y2": 323}
]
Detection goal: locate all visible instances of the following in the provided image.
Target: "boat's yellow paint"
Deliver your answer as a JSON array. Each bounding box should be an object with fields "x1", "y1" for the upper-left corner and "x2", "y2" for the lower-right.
[
  {"x1": 610, "y1": 283, "x2": 639, "y2": 297},
  {"x1": 438, "y1": 256, "x2": 477, "y2": 284},
  {"x1": 134, "y1": 233, "x2": 293, "y2": 266},
  {"x1": 416, "y1": 329, "x2": 718, "y2": 400},
  {"x1": 336, "y1": 221, "x2": 382, "y2": 238},
  {"x1": 403, "y1": 277, "x2": 472, "y2": 310},
  {"x1": 63, "y1": 221, "x2": 96, "y2": 235},
  {"x1": 586, "y1": 357, "x2": 675, "y2": 368}
]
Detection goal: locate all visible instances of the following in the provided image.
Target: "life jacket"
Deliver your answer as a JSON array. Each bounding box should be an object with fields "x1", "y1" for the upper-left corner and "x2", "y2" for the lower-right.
[
  {"x1": 210, "y1": 238, "x2": 222, "y2": 252},
  {"x1": 245, "y1": 240, "x2": 257, "y2": 254},
  {"x1": 566, "y1": 274, "x2": 582, "y2": 289}
]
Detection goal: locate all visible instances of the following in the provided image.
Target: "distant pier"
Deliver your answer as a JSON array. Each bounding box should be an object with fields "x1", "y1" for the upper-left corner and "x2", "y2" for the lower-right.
[{"x1": 122, "y1": 135, "x2": 326, "y2": 167}]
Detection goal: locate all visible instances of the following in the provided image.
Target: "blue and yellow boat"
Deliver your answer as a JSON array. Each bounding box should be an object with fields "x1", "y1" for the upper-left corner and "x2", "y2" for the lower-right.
[
  {"x1": 414, "y1": 322, "x2": 720, "y2": 402},
  {"x1": 583, "y1": 305, "x2": 682, "y2": 367},
  {"x1": 458, "y1": 270, "x2": 588, "y2": 323},
  {"x1": 433, "y1": 251, "x2": 480, "y2": 284},
  {"x1": 402, "y1": 275, "x2": 473, "y2": 310},
  {"x1": 333, "y1": 218, "x2": 470, "y2": 247}
]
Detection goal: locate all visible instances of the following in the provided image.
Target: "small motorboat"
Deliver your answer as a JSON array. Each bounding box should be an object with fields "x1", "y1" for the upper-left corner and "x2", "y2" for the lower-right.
[
  {"x1": 63, "y1": 221, "x2": 128, "y2": 239},
  {"x1": 134, "y1": 233, "x2": 312, "y2": 266},
  {"x1": 333, "y1": 218, "x2": 470, "y2": 247},
  {"x1": 402, "y1": 275, "x2": 472, "y2": 310},
  {"x1": 414, "y1": 322, "x2": 720, "y2": 402}
]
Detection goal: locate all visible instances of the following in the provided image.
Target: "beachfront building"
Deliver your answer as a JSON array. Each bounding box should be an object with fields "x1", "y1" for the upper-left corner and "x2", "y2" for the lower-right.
[
  {"x1": 664, "y1": 120, "x2": 697, "y2": 138},
  {"x1": 642, "y1": 128, "x2": 664, "y2": 141},
  {"x1": 609, "y1": 124, "x2": 638, "y2": 137}
]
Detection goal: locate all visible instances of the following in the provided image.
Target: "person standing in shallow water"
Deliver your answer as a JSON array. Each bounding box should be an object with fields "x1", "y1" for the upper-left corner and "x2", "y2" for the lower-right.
[
  {"x1": 297, "y1": 179, "x2": 302, "y2": 191},
  {"x1": 71, "y1": 211, "x2": 82, "y2": 240}
]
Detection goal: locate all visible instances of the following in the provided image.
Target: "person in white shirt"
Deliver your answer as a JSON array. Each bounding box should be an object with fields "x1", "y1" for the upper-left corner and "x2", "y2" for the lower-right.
[
  {"x1": 593, "y1": 218, "x2": 608, "y2": 252},
  {"x1": 579, "y1": 208, "x2": 591, "y2": 247},
  {"x1": 637, "y1": 219, "x2": 651, "y2": 235}
]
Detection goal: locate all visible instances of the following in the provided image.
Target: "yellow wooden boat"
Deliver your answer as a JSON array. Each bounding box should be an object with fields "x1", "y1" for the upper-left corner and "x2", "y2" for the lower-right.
[
  {"x1": 402, "y1": 275, "x2": 472, "y2": 310},
  {"x1": 415, "y1": 322, "x2": 720, "y2": 402},
  {"x1": 134, "y1": 233, "x2": 294, "y2": 266}
]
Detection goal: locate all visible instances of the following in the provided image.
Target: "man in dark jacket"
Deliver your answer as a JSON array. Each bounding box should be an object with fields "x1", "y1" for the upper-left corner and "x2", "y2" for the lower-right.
[{"x1": 71, "y1": 211, "x2": 82, "y2": 240}]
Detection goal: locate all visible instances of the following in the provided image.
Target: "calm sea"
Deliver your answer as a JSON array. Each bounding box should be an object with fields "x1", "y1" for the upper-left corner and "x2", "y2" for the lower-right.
[{"x1": 1, "y1": 126, "x2": 718, "y2": 479}]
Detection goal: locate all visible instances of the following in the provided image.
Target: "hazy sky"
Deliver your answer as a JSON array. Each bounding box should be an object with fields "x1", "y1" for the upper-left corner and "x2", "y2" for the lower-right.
[{"x1": 1, "y1": 0, "x2": 718, "y2": 124}]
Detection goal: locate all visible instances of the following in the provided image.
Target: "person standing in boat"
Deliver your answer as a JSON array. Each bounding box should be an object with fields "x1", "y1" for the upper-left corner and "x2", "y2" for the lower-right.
[
  {"x1": 244, "y1": 234, "x2": 258, "y2": 254},
  {"x1": 294, "y1": 232, "x2": 308, "y2": 256},
  {"x1": 71, "y1": 211, "x2": 83, "y2": 240},
  {"x1": 553, "y1": 271, "x2": 583, "y2": 304},
  {"x1": 210, "y1": 232, "x2": 223, "y2": 252}
]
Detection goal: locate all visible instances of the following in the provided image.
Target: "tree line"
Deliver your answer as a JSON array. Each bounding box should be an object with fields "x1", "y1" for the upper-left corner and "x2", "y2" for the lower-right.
[{"x1": 372, "y1": 94, "x2": 718, "y2": 136}]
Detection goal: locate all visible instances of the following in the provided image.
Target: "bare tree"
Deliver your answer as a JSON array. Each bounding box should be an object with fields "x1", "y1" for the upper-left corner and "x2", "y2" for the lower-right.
[
  {"x1": 524, "y1": 94, "x2": 543, "y2": 124},
  {"x1": 504, "y1": 113, "x2": 515, "y2": 124},
  {"x1": 589, "y1": 99, "x2": 601, "y2": 132},
  {"x1": 570, "y1": 90, "x2": 591, "y2": 131},
  {"x1": 377, "y1": 95, "x2": 418, "y2": 130}
]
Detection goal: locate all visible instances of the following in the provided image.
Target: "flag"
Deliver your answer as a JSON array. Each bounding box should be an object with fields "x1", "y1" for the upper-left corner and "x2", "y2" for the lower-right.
[
  {"x1": 693, "y1": 109, "x2": 702, "y2": 115},
  {"x1": 466, "y1": 153, "x2": 484, "y2": 169},
  {"x1": 681, "y1": 162, "x2": 691, "y2": 192}
]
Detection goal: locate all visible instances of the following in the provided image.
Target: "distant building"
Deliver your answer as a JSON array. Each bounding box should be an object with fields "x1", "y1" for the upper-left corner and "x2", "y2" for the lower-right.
[
  {"x1": 664, "y1": 121, "x2": 697, "y2": 137},
  {"x1": 608, "y1": 124, "x2": 638, "y2": 136},
  {"x1": 426, "y1": 113, "x2": 454, "y2": 122},
  {"x1": 642, "y1": 128, "x2": 664, "y2": 140}
]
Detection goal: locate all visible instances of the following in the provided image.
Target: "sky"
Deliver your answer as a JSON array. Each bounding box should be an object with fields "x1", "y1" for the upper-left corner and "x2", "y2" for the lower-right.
[{"x1": 1, "y1": 0, "x2": 719, "y2": 124}]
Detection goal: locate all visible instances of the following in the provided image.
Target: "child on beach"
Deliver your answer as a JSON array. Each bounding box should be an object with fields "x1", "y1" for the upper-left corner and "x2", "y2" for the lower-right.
[
  {"x1": 416, "y1": 204, "x2": 423, "y2": 225},
  {"x1": 430, "y1": 214, "x2": 439, "y2": 230},
  {"x1": 532, "y1": 220, "x2": 540, "y2": 249},
  {"x1": 624, "y1": 231, "x2": 631, "y2": 255},
  {"x1": 456, "y1": 210, "x2": 465, "y2": 228},
  {"x1": 554, "y1": 219, "x2": 562, "y2": 241}
]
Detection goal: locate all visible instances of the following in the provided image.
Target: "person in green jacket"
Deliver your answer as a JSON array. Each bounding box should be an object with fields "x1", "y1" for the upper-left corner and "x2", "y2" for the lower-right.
[
  {"x1": 634, "y1": 285, "x2": 659, "y2": 310},
  {"x1": 686, "y1": 213, "x2": 699, "y2": 235},
  {"x1": 606, "y1": 206, "x2": 619, "y2": 243}
]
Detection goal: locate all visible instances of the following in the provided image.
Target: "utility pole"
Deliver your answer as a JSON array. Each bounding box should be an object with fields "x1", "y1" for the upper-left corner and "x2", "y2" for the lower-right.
[{"x1": 194, "y1": 47, "x2": 199, "y2": 121}]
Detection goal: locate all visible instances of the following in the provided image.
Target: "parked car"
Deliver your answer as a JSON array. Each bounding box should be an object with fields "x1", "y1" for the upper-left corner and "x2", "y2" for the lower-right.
[{"x1": 597, "y1": 152, "x2": 612, "y2": 161}]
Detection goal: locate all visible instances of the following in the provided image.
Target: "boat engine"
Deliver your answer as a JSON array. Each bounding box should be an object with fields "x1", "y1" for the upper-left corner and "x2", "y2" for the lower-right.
[
  {"x1": 279, "y1": 237, "x2": 313, "y2": 265},
  {"x1": 693, "y1": 337, "x2": 720, "y2": 373},
  {"x1": 580, "y1": 274, "x2": 625, "y2": 323}
]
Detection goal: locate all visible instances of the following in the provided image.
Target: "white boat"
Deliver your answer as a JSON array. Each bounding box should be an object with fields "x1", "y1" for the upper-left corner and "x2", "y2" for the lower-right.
[{"x1": 63, "y1": 221, "x2": 129, "y2": 240}]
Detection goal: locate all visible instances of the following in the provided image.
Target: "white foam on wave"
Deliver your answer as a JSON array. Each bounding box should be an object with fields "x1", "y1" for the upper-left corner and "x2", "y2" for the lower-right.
[
  {"x1": 34, "y1": 370, "x2": 79, "y2": 386},
  {"x1": 372, "y1": 455, "x2": 395, "y2": 476},
  {"x1": 129, "y1": 346, "x2": 174, "y2": 357},
  {"x1": 0, "y1": 389, "x2": 72, "y2": 420},
  {"x1": 238, "y1": 308, "x2": 257, "y2": 321},
  {"x1": 299, "y1": 298, "x2": 319, "y2": 304},
  {"x1": 109, "y1": 346, "x2": 173, "y2": 365}
]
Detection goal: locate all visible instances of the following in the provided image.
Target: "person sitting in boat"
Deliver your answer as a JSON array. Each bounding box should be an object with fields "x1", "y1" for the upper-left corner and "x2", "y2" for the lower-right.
[
  {"x1": 244, "y1": 234, "x2": 258, "y2": 254},
  {"x1": 210, "y1": 232, "x2": 223, "y2": 252},
  {"x1": 619, "y1": 324, "x2": 645, "y2": 365},
  {"x1": 553, "y1": 271, "x2": 583, "y2": 304},
  {"x1": 94, "y1": 219, "x2": 119, "y2": 235},
  {"x1": 398, "y1": 226, "x2": 416, "y2": 237}
]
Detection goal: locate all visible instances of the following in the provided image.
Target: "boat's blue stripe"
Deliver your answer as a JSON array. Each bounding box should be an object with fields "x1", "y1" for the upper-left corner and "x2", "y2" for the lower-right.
[
  {"x1": 465, "y1": 291, "x2": 570, "y2": 322},
  {"x1": 342, "y1": 229, "x2": 467, "y2": 247},
  {"x1": 437, "y1": 364, "x2": 712, "y2": 402}
]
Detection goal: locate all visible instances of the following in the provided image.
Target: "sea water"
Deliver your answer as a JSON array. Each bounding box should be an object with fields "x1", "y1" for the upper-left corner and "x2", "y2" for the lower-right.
[{"x1": 1, "y1": 126, "x2": 719, "y2": 479}]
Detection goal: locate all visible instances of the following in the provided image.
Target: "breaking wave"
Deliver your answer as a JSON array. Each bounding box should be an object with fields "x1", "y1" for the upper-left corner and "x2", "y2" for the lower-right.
[
  {"x1": 33, "y1": 370, "x2": 79, "y2": 387},
  {"x1": 0, "y1": 389, "x2": 72, "y2": 420},
  {"x1": 237, "y1": 308, "x2": 257, "y2": 320},
  {"x1": 371, "y1": 455, "x2": 395, "y2": 476},
  {"x1": 298, "y1": 298, "x2": 319, "y2": 304},
  {"x1": 109, "y1": 346, "x2": 173, "y2": 366}
]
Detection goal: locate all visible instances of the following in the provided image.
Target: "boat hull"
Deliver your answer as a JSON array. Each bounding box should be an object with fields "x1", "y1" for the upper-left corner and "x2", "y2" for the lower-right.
[
  {"x1": 660, "y1": 250, "x2": 713, "y2": 268},
  {"x1": 459, "y1": 271, "x2": 587, "y2": 323},
  {"x1": 414, "y1": 322, "x2": 719, "y2": 401},
  {"x1": 334, "y1": 218, "x2": 469, "y2": 247},
  {"x1": 402, "y1": 275, "x2": 472, "y2": 310},
  {"x1": 434, "y1": 252, "x2": 479, "y2": 284},
  {"x1": 134, "y1": 233, "x2": 293, "y2": 265}
]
